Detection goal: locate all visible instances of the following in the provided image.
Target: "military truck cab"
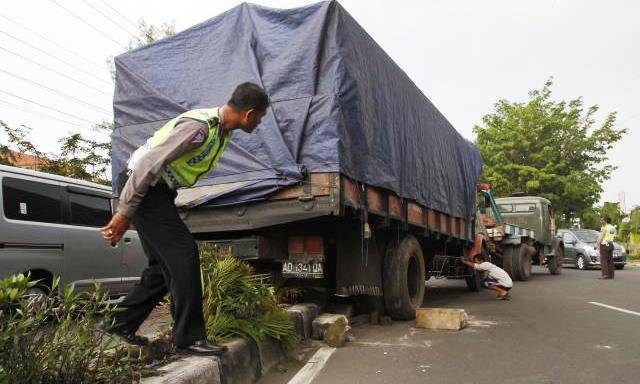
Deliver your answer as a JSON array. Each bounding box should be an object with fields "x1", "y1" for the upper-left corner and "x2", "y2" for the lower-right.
[{"x1": 494, "y1": 196, "x2": 563, "y2": 278}]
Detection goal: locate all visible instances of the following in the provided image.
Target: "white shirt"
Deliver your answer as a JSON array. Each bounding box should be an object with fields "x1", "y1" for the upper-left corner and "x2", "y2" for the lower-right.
[{"x1": 474, "y1": 262, "x2": 513, "y2": 288}]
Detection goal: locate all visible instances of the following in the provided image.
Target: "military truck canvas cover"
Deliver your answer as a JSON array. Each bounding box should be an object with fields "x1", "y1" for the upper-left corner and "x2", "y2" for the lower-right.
[{"x1": 111, "y1": 1, "x2": 482, "y2": 220}]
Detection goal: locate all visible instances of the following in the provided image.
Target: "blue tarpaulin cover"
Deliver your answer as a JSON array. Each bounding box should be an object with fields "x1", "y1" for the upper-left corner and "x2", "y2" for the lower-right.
[{"x1": 111, "y1": 1, "x2": 482, "y2": 220}]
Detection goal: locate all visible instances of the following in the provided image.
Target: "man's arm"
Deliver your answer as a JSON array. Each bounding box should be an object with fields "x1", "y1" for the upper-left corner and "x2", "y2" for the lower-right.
[
  {"x1": 460, "y1": 257, "x2": 477, "y2": 269},
  {"x1": 595, "y1": 227, "x2": 604, "y2": 250},
  {"x1": 101, "y1": 118, "x2": 209, "y2": 245}
]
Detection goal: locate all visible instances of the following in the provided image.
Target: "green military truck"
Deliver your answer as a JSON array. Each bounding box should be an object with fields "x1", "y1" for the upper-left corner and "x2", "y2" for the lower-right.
[{"x1": 477, "y1": 187, "x2": 564, "y2": 281}]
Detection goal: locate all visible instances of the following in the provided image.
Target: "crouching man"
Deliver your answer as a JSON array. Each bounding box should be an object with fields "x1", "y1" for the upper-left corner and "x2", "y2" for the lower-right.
[{"x1": 460, "y1": 255, "x2": 513, "y2": 300}]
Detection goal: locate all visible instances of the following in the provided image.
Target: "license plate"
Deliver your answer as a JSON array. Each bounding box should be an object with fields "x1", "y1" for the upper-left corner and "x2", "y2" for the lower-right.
[{"x1": 282, "y1": 261, "x2": 324, "y2": 278}]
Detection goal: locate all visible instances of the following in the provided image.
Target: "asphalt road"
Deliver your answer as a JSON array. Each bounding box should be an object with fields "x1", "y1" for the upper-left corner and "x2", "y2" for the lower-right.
[{"x1": 260, "y1": 265, "x2": 640, "y2": 384}]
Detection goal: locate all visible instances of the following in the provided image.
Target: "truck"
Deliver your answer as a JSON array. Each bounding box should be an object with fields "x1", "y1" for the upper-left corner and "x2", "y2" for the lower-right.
[
  {"x1": 110, "y1": 1, "x2": 530, "y2": 320},
  {"x1": 472, "y1": 185, "x2": 564, "y2": 281}
]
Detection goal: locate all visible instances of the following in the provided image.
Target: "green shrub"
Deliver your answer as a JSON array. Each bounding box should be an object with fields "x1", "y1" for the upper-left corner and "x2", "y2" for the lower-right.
[
  {"x1": 199, "y1": 243, "x2": 298, "y2": 353},
  {"x1": 0, "y1": 274, "x2": 145, "y2": 384}
]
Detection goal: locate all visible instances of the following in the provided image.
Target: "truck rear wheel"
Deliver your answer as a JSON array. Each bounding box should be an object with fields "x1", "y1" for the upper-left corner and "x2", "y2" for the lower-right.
[
  {"x1": 502, "y1": 244, "x2": 532, "y2": 281},
  {"x1": 383, "y1": 234, "x2": 425, "y2": 320}
]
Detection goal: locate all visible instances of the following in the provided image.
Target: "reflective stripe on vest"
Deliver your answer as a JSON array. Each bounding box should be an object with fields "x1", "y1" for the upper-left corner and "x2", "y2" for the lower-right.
[{"x1": 127, "y1": 107, "x2": 232, "y2": 188}]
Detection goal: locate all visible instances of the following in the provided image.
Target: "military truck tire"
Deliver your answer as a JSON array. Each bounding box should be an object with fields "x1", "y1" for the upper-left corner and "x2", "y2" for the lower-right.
[
  {"x1": 503, "y1": 244, "x2": 531, "y2": 281},
  {"x1": 548, "y1": 246, "x2": 563, "y2": 275},
  {"x1": 501, "y1": 246, "x2": 516, "y2": 279},
  {"x1": 383, "y1": 234, "x2": 426, "y2": 320}
]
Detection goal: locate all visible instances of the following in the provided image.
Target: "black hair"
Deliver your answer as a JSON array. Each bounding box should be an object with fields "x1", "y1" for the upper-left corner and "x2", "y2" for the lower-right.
[
  {"x1": 227, "y1": 82, "x2": 269, "y2": 111},
  {"x1": 603, "y1": 216, "x2": 612, "y2": 224}
]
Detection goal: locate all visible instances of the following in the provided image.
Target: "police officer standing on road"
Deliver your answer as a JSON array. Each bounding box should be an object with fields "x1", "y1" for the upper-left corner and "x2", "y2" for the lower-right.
[
  {"x1": 101, "y1": 83, "x2": 269, "y2": 355},
  {"x1": 595, "y1": 216, "x2": 617, "y2": 280}
]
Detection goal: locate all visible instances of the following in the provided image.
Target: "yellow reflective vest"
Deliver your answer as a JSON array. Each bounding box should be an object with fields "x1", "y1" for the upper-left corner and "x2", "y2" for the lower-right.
[{"x1": 128, "y1": 108, "x2": 232, "y2": 188}]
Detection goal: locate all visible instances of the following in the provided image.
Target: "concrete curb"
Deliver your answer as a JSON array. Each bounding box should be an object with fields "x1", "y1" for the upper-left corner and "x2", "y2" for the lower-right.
[{"x1": 141, "y1": 303, "x2": 321, "y2": 384}]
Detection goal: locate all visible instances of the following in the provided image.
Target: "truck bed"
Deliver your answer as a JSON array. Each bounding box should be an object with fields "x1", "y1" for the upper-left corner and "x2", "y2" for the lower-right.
[{"x1": 180, "y1": 172, "x2": 471, "y2": 243}]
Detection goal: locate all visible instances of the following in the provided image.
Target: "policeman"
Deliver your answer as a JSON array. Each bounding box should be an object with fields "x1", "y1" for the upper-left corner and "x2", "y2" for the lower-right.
[
  {"x1": 101, "y1": 82, "x2": 269, "y2": 355},
  {"x1": 595, "y1": 216, "x2": 617, "y2": 280}
]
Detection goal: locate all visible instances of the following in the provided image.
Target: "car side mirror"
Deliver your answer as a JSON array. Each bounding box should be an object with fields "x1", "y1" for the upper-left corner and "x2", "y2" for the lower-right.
[{"x1": 565, "y1": 239, "x2": 576, "y2": 245}]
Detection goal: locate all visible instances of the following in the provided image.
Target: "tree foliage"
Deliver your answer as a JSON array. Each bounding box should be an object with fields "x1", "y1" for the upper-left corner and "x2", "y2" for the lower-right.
[
  {"x1": 474, "y1": 79, "x2": 626, "y2": 226},
  {"x1": 0, "y1": 122, "x2": 111, "y2": 185}
]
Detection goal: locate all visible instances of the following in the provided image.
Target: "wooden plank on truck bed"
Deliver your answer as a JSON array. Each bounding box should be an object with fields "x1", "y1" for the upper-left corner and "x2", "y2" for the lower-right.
[{"x1": 269, "y1": 173, "x2": 337, "y2": 201}]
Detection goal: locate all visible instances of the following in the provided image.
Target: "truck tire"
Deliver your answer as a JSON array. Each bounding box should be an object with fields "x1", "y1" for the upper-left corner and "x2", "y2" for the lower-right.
[
  {"x1": 466, "y1": 245, "x2": 488, "y2": 292},
  {"x1": 465, "y1": 269, "x2": 482, "y2": 292},
  {"x1": 548, "y1": 246, "x2": 563, "y2": 275},
  {"x1": 501, "y1": 245, "x2": 516, "y2": 279},
  {"x1": 383, "y1": 234, "x2": 426, "y2": 320},
  {"x1": 502, "y1": 244, "x2": 532, "y2": 281}
]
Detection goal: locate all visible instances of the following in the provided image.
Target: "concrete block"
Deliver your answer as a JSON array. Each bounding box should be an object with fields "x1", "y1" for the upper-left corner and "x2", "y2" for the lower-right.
[
  {"x1": 219, "y1": 338, "x2": 261, "y2": 384},
  {"x1": 415, "y1": 308, "x2": 468, "y2": 331},
  {"x1": 257, "y1": 336, "x2": 285, "y2": 375},
  {"x1": 312, "y1": 314, "x2": 350, "y2": 347},
  {"x1": 287, "y1": 303, "x2": 321, "y2": 340},
  {"x1": 143, "y1": 356, "x2": 220, "y2": 384}
]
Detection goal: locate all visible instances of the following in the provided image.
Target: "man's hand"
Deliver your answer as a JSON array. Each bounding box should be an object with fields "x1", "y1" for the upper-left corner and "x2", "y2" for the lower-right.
[{"x1": 100, "y1": 212, "x2": 131, "y2": 246}]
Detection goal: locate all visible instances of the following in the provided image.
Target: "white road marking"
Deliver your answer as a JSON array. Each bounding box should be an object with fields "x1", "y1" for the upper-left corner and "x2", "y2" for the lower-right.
[
  {"x1": 588, "y1": 302, "x2": 640, "y2": 317},
  {"x1": 351, "y1": 340, "x2": 433, "y2": 348},
  {"x1": 288, "y1": 347, "x2": 336, "y2": 384}
]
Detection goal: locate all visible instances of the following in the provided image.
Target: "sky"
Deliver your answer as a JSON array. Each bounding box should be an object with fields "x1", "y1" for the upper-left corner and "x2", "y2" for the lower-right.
[{"x1": 1, "y1": 0, "x2": 638, "y2": 209}]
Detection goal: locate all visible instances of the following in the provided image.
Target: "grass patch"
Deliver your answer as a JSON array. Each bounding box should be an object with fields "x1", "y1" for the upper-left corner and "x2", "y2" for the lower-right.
[{"x1": 0, "y1": 274, "x2": 147, "y2": 383}]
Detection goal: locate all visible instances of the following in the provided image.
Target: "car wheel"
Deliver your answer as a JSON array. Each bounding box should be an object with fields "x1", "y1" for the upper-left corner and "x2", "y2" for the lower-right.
[
  {"x1": 615, "y1": 264, "x2": 625, "y2": 270},
  {"x1": 576, "y1": 255, "x2": 587, "y2": 270}
]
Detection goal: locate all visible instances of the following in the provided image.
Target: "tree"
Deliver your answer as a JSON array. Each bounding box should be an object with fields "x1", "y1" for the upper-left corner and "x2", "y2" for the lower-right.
[
  {"x1": 474, "y1": 79, "x2": 627, "y2": 226},
  {"x1": 0, "y1": 121, "x2": 15, "y2": 165}
]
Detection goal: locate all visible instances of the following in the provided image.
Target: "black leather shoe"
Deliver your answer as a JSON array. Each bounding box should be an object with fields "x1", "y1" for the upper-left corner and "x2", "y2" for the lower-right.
[
  {"x1": 111, "y1": 330, "x2": 149, "y2": 346},
  {"x1": 177, "y1": 339, "x2": 228, "y2": 356}
]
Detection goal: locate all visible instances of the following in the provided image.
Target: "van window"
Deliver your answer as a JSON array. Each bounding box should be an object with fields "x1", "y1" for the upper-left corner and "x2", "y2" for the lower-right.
[
  {"x1": 2, "y1": 177, "x2": 62, "y2": 223},
  {"x1": 69, "y1": 192, "x2": 111, "y2": 227}
]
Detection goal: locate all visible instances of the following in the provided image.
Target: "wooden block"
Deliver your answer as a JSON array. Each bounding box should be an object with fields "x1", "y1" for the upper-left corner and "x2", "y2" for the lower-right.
[{"x1": 415, "y1": 308, "x2": 467, "y2": 331}]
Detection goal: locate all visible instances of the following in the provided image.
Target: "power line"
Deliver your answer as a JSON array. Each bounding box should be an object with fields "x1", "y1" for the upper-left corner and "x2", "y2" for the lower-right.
[
  {"x1": 47, "y1": 0, "x2": 127, "y2": 50},
  {"x1": 0, "y1": 45, "x2": 111, "y2": 96},
  {"x1": 0, "y1": 90, "x2": 98, "y2": 125},
  {"x1": 97, "y1": 0, "x2": 139, "y2": 30},
  {"x1": 80, "y1": 0, "x2": 143, "y2": 45},
  {"x1": 0, "y1": 68, "x2": 111, "y2": 115},
  {"x1": 0, "y1": 29, "x2": 111, "y2": 85},
  {"x1": 0, "y1": 99, "x2": 95, "y2": 130},
  {"x1": 0, "y1": 13, "x2": 106, "y2": 70}
]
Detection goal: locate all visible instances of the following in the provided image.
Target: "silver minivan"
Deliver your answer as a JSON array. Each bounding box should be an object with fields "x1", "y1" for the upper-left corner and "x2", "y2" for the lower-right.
[{"x1": 0, "y1": 164, "x2": 146, "y2": 296}]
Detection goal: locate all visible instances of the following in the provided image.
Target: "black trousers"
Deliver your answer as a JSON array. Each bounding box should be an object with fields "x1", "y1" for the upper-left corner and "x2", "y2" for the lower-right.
[
  {"x1": 600, "y1": 243, "x2": 615, "y2": 279},
  {"x1": 113, "y1": 182, "x2": 206, "y2": 347}
]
